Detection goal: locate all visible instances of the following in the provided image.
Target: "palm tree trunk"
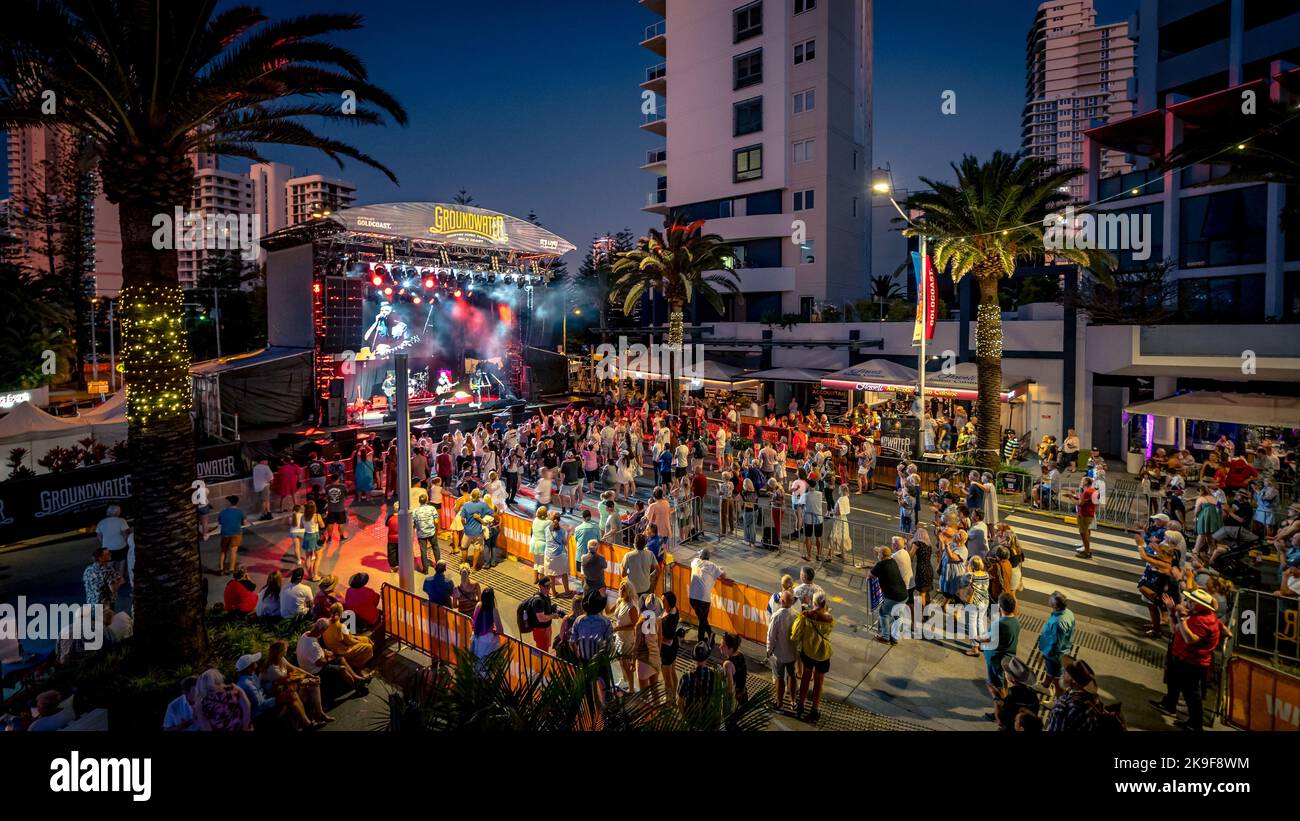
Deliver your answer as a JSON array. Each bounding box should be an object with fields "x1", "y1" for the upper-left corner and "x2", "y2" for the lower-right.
[
  {"x1": 667, "y1": 301, "x2": 684, "y2": 416},
  {"x1": 118, "y1": 198, "x2": 206, "y2": 666},
  {"x1": 974, "y1": 273, "x2": 1004, "y2": 471}
]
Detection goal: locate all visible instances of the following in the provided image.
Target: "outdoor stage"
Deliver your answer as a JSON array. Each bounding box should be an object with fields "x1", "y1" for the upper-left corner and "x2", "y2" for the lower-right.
[{"x1": 260, "y1": 201, "x2": 577, "y2": 430}]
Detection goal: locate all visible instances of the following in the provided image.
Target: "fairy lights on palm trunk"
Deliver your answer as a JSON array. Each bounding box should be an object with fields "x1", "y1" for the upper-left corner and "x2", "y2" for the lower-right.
[{"x1": 120, "y1": 282, "x2": 191, "y2": 425}]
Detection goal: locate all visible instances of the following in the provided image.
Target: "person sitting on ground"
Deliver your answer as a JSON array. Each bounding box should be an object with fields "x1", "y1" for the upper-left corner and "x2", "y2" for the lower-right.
[
  {"x1": 344, "y1": 572, "x2": 381, "y2": 631},
  {"x1": 261, "y1": 638, "x2": 333, "y2": 728},
  {"x1": 20, "y1": 689, "x2": 74, "y2": 732},
  {"x1": 296, "y1": 618, "x2": 372, "y2": 704},
  {"x1": 162, "y1": 676, "x2": 199, "y2": 731},
  {"x1": 193, "y1": 668, "x2": 251, "y2": 732},
  {"x1": 990, "y1": 656, "x2": 1044, "y2": 731},
  {"x1": 312, "y1": 575, "x2": 344, "y2": 620},
  {"x1": 323, "y1": 602, "x2": 374, "y2": 670},
  {"x1": 234, "y1": 652, "x2": 281, "y2": 725},
  {"x1": 280, "y1": 567, "x2": 314, "y2": 619},
  {"x1": 223, "y1": 566, "x2": 259, "y2": 615}
]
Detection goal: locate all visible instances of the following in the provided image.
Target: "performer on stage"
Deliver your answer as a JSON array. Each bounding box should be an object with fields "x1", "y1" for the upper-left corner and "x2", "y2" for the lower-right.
[{"x1": 363, "y1": 302, "x2": 410, "y2": 357}]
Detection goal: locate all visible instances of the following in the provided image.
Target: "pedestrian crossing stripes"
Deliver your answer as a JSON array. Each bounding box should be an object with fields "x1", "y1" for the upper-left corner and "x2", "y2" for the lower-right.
[{"x1": 1003, "y1": 514, "x2": 1151, "y2": 624}]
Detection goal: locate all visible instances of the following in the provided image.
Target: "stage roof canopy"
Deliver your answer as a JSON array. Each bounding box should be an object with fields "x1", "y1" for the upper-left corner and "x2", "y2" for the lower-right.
[
  {"x1": 321, "y1": 202, "x2": 576, "y2": 257},
  {"x1": 1124, "y1": 391, "x2": 1300, "y2": 428}
]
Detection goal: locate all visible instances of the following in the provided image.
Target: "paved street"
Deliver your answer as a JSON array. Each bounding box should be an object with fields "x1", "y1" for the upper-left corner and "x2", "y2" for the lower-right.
[{"x1": 1, "y1": 470, "x2": 1208, "y2": 731}]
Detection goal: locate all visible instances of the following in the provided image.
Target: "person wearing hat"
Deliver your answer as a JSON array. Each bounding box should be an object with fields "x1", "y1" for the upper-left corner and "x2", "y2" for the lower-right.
[
  {"x1": 676, "y1": 640, "x2": 719, "y2": 718},
  {"x1": 296, "y1": 618, "x2": 371, "y2": 704},
  {"x1": 312, "y1": 575, "x2": 344, "y2": 620},
  {"x1": 991, "y1": 656, "x2": 1044, "y2": 730},
  {"x1": 1134, "y1": 526, "x2": 1183, "y2": 638},
  {"x1": 344, "y1": 572, "x2": 380, "y2": 631},
  {"x1": 1150, "y1": 587, "x2": 1221, "y2": 730},
  {"x1": 234, "y1": 652, "x2": 278, "y2": 722},
  {"x1": 1045, "y1": 659, "x2": 1113, "y2": 731}
]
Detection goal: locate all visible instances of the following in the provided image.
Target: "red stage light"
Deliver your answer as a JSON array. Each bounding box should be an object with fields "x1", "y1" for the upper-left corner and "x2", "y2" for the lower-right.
[
  {"x1": 371, "y1": 274, "x2": 383, "y2": 286},
  {"x1": 383, "y1": 286, "x2": 393, "y2": 296},
  {"x1": 423, "y1": 277, "x2": 435, "y2": 289},
  {"x1": 312, "y1": 282, "x2": 321, "y2": 294},
  {"x1": 498, "y1": 304, "x2": 513, "y2": 323},
  {"x1": 453, "y1": 289, "x2": 462, "y2": 298},
  {"x1": 412, "y1": 296, "x2": 422, "y2": 305}
]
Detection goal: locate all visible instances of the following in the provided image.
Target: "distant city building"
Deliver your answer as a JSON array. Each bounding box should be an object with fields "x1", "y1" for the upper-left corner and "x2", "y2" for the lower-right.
[
  {"x1": 1022, "y1": 0, "x2": 1136, "y2": 201},
  {"x1": 286, "y1": 174, "x2": 357, "y2": 226},
  {"x1": 636, "y1": 0, "x2": 873, "y2": 320},
  {"x1": 178, "y1": 162, "x2": 256, "y2": 287}
]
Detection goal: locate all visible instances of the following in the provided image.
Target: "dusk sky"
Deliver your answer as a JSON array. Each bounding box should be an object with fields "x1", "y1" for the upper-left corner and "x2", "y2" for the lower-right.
[{"x1": 3, "y1": 0, "x2": 1137, "y2": 262}]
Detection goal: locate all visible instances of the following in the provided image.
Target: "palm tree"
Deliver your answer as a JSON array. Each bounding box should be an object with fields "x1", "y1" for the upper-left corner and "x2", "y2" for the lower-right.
[
  {"x1": 610, "y1": 214, "x2": 738, "y2": 415},
  {"x1": 381, "y1": 644, "x2": 770, "y2": 732},
  {"x1": 903, "y1": 151, "x2": 1112, "y2": 469},
  {"x1": 0, "y1": 2, "x2": 407, "y2": 666}
]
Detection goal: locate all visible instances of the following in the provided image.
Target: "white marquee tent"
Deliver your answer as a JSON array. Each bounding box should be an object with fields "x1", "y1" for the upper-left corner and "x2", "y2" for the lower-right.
[{"x1": 0, "y1": 393, "x2": 128, "y2": 473}]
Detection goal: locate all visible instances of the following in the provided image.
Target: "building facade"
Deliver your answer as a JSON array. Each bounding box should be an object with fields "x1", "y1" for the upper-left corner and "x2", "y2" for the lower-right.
[
  {"x1": 286, "y1": 174, "x2": 357, "y2": 226},
  {"x1": 1074, "y1": 0, "x2": 1300, "y2": 455},
  {"x1": 1022, "y1": 0, "x2": 1136, "y2": 202},
  {"x1": 637, "y1": 0, "x2": 872, "y2": 320}
]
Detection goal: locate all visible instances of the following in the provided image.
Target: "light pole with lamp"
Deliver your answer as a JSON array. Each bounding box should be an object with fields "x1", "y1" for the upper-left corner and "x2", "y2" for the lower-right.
[{"x1": 872, "y1": 168, "x2": 928, "y2": 457}]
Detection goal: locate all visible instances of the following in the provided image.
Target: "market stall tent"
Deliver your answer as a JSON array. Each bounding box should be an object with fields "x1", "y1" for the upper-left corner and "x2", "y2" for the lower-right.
[
  {"x1": 0, "y1": 395, "x2": 127, "y2": 473},
  {"x1": 1123, "y1": 391, "x2": 1300, "y2": 428}
]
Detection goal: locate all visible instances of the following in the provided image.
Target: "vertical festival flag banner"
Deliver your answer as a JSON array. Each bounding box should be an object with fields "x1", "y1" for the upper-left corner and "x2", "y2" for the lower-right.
[{"x1": 910, "y1": 250, "x2": 937, "y2": 346}]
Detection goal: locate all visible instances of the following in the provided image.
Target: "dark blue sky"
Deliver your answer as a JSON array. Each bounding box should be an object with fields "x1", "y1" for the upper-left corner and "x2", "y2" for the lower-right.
[{"x1": 3, "y1": 0, "x2": 1136, "y2": 260}]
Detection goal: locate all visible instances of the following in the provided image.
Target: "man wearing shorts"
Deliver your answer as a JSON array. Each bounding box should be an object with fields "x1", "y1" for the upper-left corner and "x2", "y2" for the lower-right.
[
  {"x1": 323, "y1": 478, "x2": 348, "y2": 545},
  {"x1": 527, "y1": 577, "x2": 562, "y2": 653},
  {"x1": 458, "y1": 489, "x2": 492, "y2": 570},
  {"x1": 766, "y1": 590, "x2": 798, "y2": 711},
  {"x1": 216, "y1": 495, "x2": 248, "y2": 575}
]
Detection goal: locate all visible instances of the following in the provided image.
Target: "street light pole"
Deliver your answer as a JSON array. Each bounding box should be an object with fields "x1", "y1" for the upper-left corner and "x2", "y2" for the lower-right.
[{"x1": 395, "y1": 352, "x2": 414, "y2": 592}]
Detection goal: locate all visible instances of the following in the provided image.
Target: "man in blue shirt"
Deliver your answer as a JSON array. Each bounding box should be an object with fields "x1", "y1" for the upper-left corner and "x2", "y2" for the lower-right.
[
  {"x1": 217, "y1": 495, "x2": 248, "y2": 575},
  {"x1": 644, "y1": 523, "x2": 666, "y2": 562},
  {"x1": 1036, "y1": 591, "x2": 1076, "y2": 695},
  {"x1": 234, "y1": 653, "x2": 277, "y2": 722},
  {"x1": 458, "y1": 489, "x2": 493, "y2": 569},
  {"x1": 423, "y1": 561, "x2": 454, "y2": 607},
  {"x1": 572, "y1": 509, "x2": 600, "y2": 565},
  {"x1": 657, "y1": 448, "x2": 673, "y2": 487}
]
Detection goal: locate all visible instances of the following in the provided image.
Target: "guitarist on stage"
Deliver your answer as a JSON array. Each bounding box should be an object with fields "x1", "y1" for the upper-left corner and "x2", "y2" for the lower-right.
[{"x1": 363, "y1": 302, "x2": 409, "y2": 357}]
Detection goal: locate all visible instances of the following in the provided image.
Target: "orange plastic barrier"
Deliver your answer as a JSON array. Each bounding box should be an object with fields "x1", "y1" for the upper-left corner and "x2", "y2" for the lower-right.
[
  {"x1": 669, "y1": 561, "x2": 771, "y2": 644},
  {"x1": 1225, "y1": 655, "x2": 1300, "y2": 731},
  {"x1": 381, "y1": 583, "x2": 570, "y2": 688},
  {"x1": 499, "y1": 510, "x2": 537, "y2": 563}
]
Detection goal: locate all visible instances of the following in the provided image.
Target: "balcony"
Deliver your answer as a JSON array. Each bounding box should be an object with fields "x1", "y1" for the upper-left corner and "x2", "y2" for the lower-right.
[
  {"x1": 644, "y1": 189, "x2": 669, "y2": 214},
  {"x1": 640, "y1": 20, "x2": 666, "y2": 56},
  {"x1": 640, "y1": 104, "x2": 666, "y2": 135},
  {"x1": 1097, "y1": 167, "x2": 1164, "y2": 201},
  {"x1": 639, "y1": 0, "x2": 665, "y2": 15},
  {"x1": 641, "y1": 148, "x2": 667, "y2": 173},
  {"x1": 641, "y1": 61, "x2": 666, "y2": 95}
]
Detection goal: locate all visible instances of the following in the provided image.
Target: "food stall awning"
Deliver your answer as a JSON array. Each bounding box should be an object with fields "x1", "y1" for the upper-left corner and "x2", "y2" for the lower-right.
[
  {"x1": 620, "y1": 359, "x2": 759, "y2": 386},
  {"x1": 821, "y1": 360, "x2": 1028, "y2": 402},
  {"x1": 745, "y1": 367, "x2": 831, "y2": 384},
  {"x1": 820, "y1": 359, "x2": 918, "y2": 391},
  {"x1": 1123, "y1": 391, "x2": 1300, "y2": 428}
]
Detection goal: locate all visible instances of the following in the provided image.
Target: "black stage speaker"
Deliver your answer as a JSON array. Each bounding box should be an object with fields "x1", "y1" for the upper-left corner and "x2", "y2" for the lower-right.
[
  {"x1": 320, "y1": 276, "x2": 366, "y2": 354},
  {"x1": 328, "y1": 378, "x2": 345, "y2": 398},
  {"x1": 323, "y1": 397, "x2": 346, "y2": 427}
]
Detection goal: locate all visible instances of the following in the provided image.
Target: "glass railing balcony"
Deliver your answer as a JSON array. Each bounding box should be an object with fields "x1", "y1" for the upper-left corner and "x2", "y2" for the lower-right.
[
  {"x1": 646, "y1": 190, "x2": 667, "y2": 206},
  {"x1": 644, "y1": 148, "x2": 667, "y2": 165},
  {"x1": 644, "y1": 21, "x2": 665, "y2": 40},
  {"x1": 645, "y1": 62, "x2": 666, "y2": 82},
  {"x1": 642, "y1": 105, "x2": 666, "y2": 124},
  {"x1": 1097, "y1": 167, "x2": 1164, "y2": 200}
]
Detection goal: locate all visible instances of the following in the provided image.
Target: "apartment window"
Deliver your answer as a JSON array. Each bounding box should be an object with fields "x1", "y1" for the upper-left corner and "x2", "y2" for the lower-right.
[
  {"x1": 794, "y1": 0, "x2": 816, "y2": 12},
  {"x1": 734, "y1": 96, "x2": 763, "y2": 136},
  {"x1": 793, "y1": 88, "x2": 815, "y2": 114},
  {"x1": 793, "y1": 189, "x2": 814, "y2": 211},
  {"x1": 794, "y1": 38, "x2": 816, "y2": 64},
  {"x1": 800, "y1": 296, "x2": 815, "y2": 321},
  {"x1": 800, "y1": 239, "x2": 815, "y2": 264},
  {"x1": 734, "y1": 1, "x2": 763, "y2": 43},
  {"x1": 734, "y1": 48, "x2": 763, "y2": 89},
  {"x1": 734, "y1": 145, "x2": 763, "y2": 182},
  {"x1": 793, "y1": 138, "x2": 815, "y2": 164}
]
